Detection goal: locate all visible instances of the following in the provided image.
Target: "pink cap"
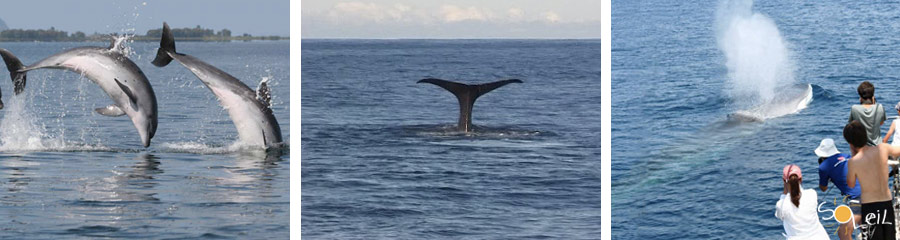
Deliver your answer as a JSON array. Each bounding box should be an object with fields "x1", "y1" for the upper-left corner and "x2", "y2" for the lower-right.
[{"x1": 782, "y1": 164, "x2": 802, "y2": 182}]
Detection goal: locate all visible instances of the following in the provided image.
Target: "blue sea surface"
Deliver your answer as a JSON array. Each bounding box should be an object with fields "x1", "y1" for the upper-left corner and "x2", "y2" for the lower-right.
[
  {"x1": 0, "y1": 41, "x2": 290, "y2": 239},
  {"x1": 613, "y1": 0, "x2": 900, "y2": 238},
  {"x1": 301, "y1": 39, "x2": 600, "y2": 238}
]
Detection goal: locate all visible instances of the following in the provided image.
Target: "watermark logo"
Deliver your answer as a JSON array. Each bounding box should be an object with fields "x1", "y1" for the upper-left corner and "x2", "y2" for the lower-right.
[
  {"x1": 833, "y1": 205, "x2": 853, "y2": 224},
  {"x1": 819, "y1": 200, "x2": 891, "y2": 238}
]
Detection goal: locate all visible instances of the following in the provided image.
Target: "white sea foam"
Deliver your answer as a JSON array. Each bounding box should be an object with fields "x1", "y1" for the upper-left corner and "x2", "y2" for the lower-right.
[{"x1": 156, "y1": 141, "x2": 285, "y2": 155}]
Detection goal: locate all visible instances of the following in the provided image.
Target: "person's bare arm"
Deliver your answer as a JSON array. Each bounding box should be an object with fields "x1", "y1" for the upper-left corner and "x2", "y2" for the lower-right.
[
  {"x1": 886, "y1": 144, "x2": 900, "y2": 158},
  {"x1": 885, "y1": 122, "x2": 896, "y2": 143},
  {"x1": 847, "y1": 158, "x2": 857, "y2": 188},
  {"x1": 820, "y1": 185, "x2": 828, "y2": 191}
]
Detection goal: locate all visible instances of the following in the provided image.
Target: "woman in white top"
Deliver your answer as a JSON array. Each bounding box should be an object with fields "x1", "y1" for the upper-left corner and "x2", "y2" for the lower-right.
[
  {"x1": 881, "y1": 102, "x2": 900, "y2": 146},
  {"x1": 775, "y1": 164, "x2": 830, "y2": 240}
]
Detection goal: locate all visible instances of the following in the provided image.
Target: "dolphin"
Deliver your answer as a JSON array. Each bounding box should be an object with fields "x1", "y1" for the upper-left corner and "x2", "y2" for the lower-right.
[
  {"x1": 417, "y1": 78, "x2": 522, "y2": 132},
  {"x1": 728, "y1": 83, "x2": 813, "y2": 122},
  {"x1": 0, "y1": 42, "x2": 158, "y2": 147},
  {"x1": 151, "y1": 22, "x2": 283, "y2": 148}
]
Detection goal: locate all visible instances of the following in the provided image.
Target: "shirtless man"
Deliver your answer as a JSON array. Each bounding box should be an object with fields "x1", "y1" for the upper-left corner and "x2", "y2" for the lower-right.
[{"x1": 846, "y1": 120, "x2": 899, "y2": 240}]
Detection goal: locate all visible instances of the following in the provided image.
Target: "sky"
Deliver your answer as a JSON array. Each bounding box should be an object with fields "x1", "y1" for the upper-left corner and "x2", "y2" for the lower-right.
[
  {"x1": 302, "y1": 0, "x2": 602, "y2": 38},
  {"x1": 0, "y1": 0, "x2": 289, "y2": 36}
]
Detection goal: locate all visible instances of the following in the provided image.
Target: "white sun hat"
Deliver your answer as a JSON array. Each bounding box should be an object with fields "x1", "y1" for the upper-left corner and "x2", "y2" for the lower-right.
[{"x1": 815, "y1": 138, "x2": 841, "y2": 158}]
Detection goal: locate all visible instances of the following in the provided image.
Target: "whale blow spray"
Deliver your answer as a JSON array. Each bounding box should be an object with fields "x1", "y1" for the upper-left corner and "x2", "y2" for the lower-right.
[{"x1": 716, "y1": 0, "x2": 795, "y2": 107}]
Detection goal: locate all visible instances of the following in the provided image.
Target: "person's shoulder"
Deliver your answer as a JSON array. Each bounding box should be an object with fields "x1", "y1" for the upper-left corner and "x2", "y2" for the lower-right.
[
  {"x1": 803, "y1": 188, "x2": 818, "y2": 198},
  {"x1": 850, "y1": 105, "x2": 864, "y2": 114},
  {"x1": 848, "y1": 152, "x2": 864, "y2": 162}
]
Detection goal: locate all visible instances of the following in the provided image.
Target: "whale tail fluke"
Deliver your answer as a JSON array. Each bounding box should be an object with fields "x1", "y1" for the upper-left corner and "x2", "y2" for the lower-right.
[
  {"x1": 418, "y1": 78, "x2": 522, "y2": 100},
  {"x1": 151, "y1": 22, "x2": 176, "y2": 67},
  {"x1": 0, "y1": 48, "x2": 26, "y2": 99},
  {"x1": 417, "y1": 78, "x2": 522, "y2": 132}
]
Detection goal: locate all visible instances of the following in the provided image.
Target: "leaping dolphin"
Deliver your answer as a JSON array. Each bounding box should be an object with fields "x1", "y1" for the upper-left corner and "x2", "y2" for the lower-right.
[
  {"x1": 151, "y1": 22, "x2": 283, "y2": 148},
  {"x1": 418, "y1": 78, "x2": 522, "y2": 132},
  {"x1": 0, "y1": 42, "x2": 158, "y2": 147}
]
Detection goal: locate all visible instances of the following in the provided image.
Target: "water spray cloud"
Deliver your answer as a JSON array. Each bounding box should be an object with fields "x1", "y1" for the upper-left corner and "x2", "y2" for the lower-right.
[{"x1": 716, "y1": 0, "x2": 795, "y2": 106}]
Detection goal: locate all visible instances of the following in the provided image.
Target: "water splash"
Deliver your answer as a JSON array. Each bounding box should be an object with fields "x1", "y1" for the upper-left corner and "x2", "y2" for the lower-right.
[
  {"x1": 109, "y1": 34, "x2": 136, "y2": 57},
  {"x1": 0, "y1": 94, "x2": 109, "y2": 152},
  {"x1": 256, "y1": 75, "x2": 272, "y2": 106},
  {"x1": 157, "y1": 141, "x2": 287, "y2": 155},
  {"x1": 716, "y1": 0, "x2": 795, "y2": 107},
  {"x1": 0, "y1": 94, "x2": 48, "y2": 150}
]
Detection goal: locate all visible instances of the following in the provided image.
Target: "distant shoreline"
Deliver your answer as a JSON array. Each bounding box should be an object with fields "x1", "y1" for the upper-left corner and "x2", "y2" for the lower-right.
[
  {"x1": 0, "y1": 36, "x2": 288, "y2": 42},
  {"x1": 0, "y1": 26, "x2": 287, "y2": 42},
  {"x1": 0, "y1": 37, "x2": 289, "y2": 42}
]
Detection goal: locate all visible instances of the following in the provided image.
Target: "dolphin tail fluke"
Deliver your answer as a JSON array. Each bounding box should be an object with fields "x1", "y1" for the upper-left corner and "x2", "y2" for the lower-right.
[
  {"x1": 151, "y1": 22, "x2": 176, "y2": 67},
  {"x1": 417, "y1": 78, "x2": 522, "y2": 132},
  {"x1": 0, "y1": 48, "x2": 26, "y2": 97}
]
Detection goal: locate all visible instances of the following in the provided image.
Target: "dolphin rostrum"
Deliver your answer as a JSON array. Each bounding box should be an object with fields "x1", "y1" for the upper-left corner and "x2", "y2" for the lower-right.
[
  {"x1": 418, "y1": 78, "x2": 522, "y2": 132},
  {"x1": 151, "y1": 22, "x2": 283, "y2": 148},
  {"x1": 0, "y1": 42, "x2": 158, "y2": 147}
]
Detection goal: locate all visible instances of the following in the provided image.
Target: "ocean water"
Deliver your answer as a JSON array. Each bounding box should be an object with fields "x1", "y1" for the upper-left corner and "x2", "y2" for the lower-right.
[
  {"x1": 0, "y1": 41, "x2": 290, "y2": 238},
  {"x1": 301, "y1": 39, "x2": 600, "y2": 238},
  {"x1": 613, "y1": 0, "x2": 900, "y2": 238}
]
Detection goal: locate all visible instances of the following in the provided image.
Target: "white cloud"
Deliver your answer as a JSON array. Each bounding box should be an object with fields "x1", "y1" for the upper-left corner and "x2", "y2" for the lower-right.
[
  {"x1": 319, "y1": 2, "x2": 570, "y2": 25},
  {"x1": 507, "y1": 8, "x2": 525, "y2": 21},
  {"x1": 440, "y1": 5, "x2": 492, "y2": 22},
  {"x1": 327, "y1": 2, "x2": 414, "y2": 23},
  {"x1": 543, "y1": 11, "x2": 560, "y2": 23}
]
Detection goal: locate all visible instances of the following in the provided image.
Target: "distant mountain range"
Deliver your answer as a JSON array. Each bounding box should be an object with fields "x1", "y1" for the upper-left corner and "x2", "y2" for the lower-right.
[{"x1": 0, "y1": 18, "x2": 8, "y2": 31}]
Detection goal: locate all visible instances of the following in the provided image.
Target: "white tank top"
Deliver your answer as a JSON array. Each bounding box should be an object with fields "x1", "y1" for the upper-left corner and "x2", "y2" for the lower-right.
[{"x1": 894, "y1": 120, "x2": 900, "y2": 146}]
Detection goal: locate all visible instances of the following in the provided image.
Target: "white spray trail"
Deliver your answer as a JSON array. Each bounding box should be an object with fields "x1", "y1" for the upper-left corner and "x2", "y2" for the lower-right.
[
  {"x1": 0, "y1": 94, "x2": 48, "y2": 150},
  {"x1": 716, "y1": 0, "x2": 795, "y2": 107}
]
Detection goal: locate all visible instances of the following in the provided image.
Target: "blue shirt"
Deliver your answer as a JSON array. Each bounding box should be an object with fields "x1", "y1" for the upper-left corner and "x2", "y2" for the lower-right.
[{"x1": 818, "y1": 153, "x2": 861, "y2": 199}]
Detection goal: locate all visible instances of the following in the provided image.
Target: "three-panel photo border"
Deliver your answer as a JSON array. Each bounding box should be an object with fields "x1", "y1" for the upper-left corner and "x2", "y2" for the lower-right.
[
  {"x1": 298, "y1": 0, "x2": 900, "y2": 238},
  {"x1": 19, "y1": 0, "x2": 897, "y2": 238}
]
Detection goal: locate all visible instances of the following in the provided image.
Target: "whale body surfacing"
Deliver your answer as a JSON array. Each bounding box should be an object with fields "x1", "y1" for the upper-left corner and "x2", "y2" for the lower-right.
[
  {"x1": 418, "y1": 78, "x2": 522, "y2": 132},
  {"x1": 728, "y1": 83, "x2": 813, "y2": 122}
]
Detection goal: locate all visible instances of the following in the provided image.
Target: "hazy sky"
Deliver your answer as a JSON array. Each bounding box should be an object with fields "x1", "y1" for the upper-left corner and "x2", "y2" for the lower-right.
[
  {"x1": 1, "y1": 0, "x2": 289, "y2": 36},
  {"x1": 302, "y1": 0, "x2": 602, "y2": 38}
]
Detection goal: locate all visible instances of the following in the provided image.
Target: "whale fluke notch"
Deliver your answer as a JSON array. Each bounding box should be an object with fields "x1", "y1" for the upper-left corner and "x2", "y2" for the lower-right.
[{"x1": 417, "y1": 78, "x2": 522, "y2": 132}]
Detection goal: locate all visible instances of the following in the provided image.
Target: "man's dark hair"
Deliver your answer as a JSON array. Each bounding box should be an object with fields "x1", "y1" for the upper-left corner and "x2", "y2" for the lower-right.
[
  {"x1": 858, "y1": 81, "x2": 875, "y2": 100},
  {"x1": 844, "y1": 120, "x2": 868, "y2": 148}
]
